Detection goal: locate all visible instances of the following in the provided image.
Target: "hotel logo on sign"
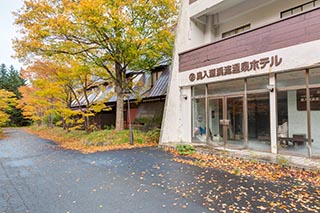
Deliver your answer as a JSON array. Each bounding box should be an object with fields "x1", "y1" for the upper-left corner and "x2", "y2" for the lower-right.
[{"x1": 189, "y1": 55, "x2": 282, "y2": 82}]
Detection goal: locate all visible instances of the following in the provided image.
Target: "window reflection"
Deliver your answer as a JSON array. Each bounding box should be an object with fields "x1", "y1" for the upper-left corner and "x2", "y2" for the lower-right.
[
  {"x1": 247, "y1": 93, "x2": 270, "y2": 152},
  {"x1": 208, "y1": 79, "x2": 244, "y2": 95},
  {"x1": 192, "y1": 98, "x2": 206, "y2": 142}
]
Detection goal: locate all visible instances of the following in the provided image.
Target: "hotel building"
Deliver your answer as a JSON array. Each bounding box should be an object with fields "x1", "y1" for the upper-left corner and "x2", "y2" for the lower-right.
[{"x1": 160, "y1": 0, "x2": 320, "y2": 158}]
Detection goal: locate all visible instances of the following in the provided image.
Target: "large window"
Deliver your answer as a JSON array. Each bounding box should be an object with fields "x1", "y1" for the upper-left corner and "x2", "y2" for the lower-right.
[
  {"x1": 192, "y1": 98, "x2": 206, "y2": 142},
  {"x1": 280, "y1": 0, "x2": 320, "y2": 18},
  {"x1": 222, "y1": 24, "x2": 251, "y2": 39},
  {"x1": 310, "y1": 68, "x2": 320, "y2": 157},
  {"x1": 277, "y1": 70, "x2": 306, "y2": 88},
  {"x1": 247, "y1": 75, "x2": 270, "y2": 152},
  {"x1": 226, "y1": 96, "x2": 244, "y2": 149},
  {"x1": 276, "y1": 69, "x2": 320, "y2": 157},
  {"x1": 247, "y1": 93, "x2": 270, "y2": 151},
  {"x1": 208, "y1": 98, "x2": 223, "y2": 146},
  {"x1": 190, "y1": 69, "x2": 319, "y2": 158},
  {"x1": 207, "y1": 79, "x2": 244, "y2": 96},
  {"x1": 151, "y1": 71, "x2": 163, "y2": 86},
  {"x1": 192, "y1": 77, "x2": 269, "y2": 152},
  {"x1": 247, "y1": 75, "x2": 269, "y2": 91},
  {"x1": 193, "y1": 84, "x2": 206, "y2": 96}
]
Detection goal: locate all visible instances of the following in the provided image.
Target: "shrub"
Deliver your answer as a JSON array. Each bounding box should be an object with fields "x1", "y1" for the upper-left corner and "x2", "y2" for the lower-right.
[
  {"x1": 43, "y1": 113, "x2": 61, "y2": 127},
  {"x1": 232, "y1": 167, "x2": 241, "y2": 175},
  {"x1": 277, "y1": 156, "x2": 289, "y2": 167},
  {"x1": 103, "y1": 124, "x2": 115, "y2": 130},
  {"x1": 145, "y1": 128, "x2": 160, "y2": 143},
  {"x1": 176, "y1": 144, "x2": 195, "y2": 155},
  {"x1": 134, "y1": 116, "x2": 162, "y2": 132}
]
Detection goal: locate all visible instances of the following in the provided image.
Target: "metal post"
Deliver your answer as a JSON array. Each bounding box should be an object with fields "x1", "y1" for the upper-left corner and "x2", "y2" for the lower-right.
[
  {"x1": 306, "y1": 69, "x2": 311, "y2": 157},
  {"x1": 205, "y1": 84, "x2": 209, "y2": 143},
  {"x1": 223, "y1": 97, "x2": 227, "y2": 148},
  {"x1": 127, "y1": 98, "x2": 134, "y2": 145},
  {"x1": 243, "y1": 79, "x2": 248, "y2": 148}
]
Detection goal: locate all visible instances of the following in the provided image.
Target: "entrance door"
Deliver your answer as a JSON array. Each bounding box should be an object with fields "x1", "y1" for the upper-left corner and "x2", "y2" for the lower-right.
[
  {"x1": 208, "y1": 98, "x2": 224, "y2": 145},
  {"x1": 226, "y1": 96, "x2": 244, "y2": 148},
  {"x1": 208, "y1": 96, "x2": 244, "y2": 148}
]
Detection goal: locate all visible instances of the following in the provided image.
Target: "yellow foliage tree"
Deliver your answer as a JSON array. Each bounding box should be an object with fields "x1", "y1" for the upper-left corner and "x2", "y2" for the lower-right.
[
  {"x1": 0, "y1": 89, "x2": 17, "y2": 127},
  {"x1": 18, "y1": 59, "x2": 111, "y2": 132},
  {"x1": 18, "y1": 61, "x2": 72, "y2": 128},
  {"x1": 13, "y1": 0, "x2": 178, "y2": 131}
]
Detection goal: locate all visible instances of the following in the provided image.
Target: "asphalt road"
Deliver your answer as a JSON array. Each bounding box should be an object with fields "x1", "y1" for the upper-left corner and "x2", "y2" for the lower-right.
[
  {"x1": 0, "y1": 128, "x2": 319, "y2": 213},
  {"x1": 0, "y1": 128, "x2": 212, "y2": 213}
]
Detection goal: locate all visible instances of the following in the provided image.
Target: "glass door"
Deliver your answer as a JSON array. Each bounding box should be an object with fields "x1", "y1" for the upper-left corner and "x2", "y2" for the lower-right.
[
  {"x1": 208, "y1": 96, "x2": 244, "y2": 148},
  {"x1": 226, "y1": 96, "x2": 244, "y2": 148},
  {"x1": 208, "y1": 98, "x2": 223, "y2": 146}
]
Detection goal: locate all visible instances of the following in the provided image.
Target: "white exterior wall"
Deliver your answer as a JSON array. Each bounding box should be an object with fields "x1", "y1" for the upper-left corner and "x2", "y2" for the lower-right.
[
  {"x1": 160, "y1": 0, "x2": 320, "y2": 145},
  {"x1": 190, "y1": 0, "x2": 318, "y2": 44},
  {"x1": 218, "y1": 0, "x2": 314, "y2": 39},
  {"x1": 160, "y1": 0, "x2": 193, "y2": 143},
  {"x1": 181, "y1": 87, "x2": 192, "y2": 142},
  {"x1": 188, "y1": 20, "x2": 206, "y2": 49}
]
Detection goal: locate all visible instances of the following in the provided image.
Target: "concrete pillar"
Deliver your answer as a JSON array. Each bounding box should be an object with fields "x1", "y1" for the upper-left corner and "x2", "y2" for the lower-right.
[
  {"x1": 269, "y1": 73, "x2": 277, "y2": 154},
  {"x1": 180, "y1": 87, "x2": 192, "y2": 143}
]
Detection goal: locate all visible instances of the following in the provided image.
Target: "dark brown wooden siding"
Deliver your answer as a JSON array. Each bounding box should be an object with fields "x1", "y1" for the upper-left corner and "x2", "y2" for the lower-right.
[{"x1": 179, "y1": 8, "x2": 320, "y2": 72}]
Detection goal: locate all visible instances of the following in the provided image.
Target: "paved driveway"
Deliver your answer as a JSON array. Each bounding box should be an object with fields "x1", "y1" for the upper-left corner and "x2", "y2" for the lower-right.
[
  {"x1": 0, "y1": 128, "x2": 319, "y2": 213},
  {"x1": 0, "y1": 128, "x2": 212, "y2": 213}
]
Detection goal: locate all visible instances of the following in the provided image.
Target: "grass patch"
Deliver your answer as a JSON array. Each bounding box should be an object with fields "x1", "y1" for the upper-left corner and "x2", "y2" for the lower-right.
[
  {"x1": 25, "y1": 126, "x2": 158, "y2": 153},
  {"x1": 176, "y1": 144, "x2": 195, "y2": 155},
  {"x1": 84, "y1": 129, "x2": 151, "y2": 145}
]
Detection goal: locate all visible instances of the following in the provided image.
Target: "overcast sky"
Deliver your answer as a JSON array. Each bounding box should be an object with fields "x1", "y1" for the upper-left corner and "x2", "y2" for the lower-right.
[{"x1": 0, "y1": 0, "x2": 24, "y2": 70}]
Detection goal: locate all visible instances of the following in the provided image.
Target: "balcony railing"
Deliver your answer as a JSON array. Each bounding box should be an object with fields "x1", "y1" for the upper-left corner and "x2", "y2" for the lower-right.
[{"x1": 179, "y1": 8, "x2": 320, "y2": 72}]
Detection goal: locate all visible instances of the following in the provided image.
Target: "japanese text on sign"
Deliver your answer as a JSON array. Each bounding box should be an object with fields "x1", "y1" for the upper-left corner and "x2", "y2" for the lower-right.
[{"x1": 189, "y1": 55, "x2": 282, "y2": 82}]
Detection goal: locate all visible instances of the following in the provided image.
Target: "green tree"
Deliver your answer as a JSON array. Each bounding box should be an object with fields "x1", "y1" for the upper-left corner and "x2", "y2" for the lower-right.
[
  {"x1": 13, "y1": 0, "x2": 177, "y2": 131},
  {"x1": 0, "y1": 63, "x2": 28, "y2": 126},
  {"x1": 0, "y1": 64, "x2": 6, "y2": 83},
  {"x1": 0, "y1": 64, "x2": 25, "y2": 98}
]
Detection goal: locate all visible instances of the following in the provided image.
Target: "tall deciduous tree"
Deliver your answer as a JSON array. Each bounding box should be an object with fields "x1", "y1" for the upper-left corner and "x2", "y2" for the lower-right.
[
  {"x1": 13, "y1": 0, "x2": 177, "y2": 131},
  {"x1": 19, "y1": 61, "x2": 69, "y2": 128},
  {"x1": 19, "y1": 59, "x2": 111, "y2": 131}
]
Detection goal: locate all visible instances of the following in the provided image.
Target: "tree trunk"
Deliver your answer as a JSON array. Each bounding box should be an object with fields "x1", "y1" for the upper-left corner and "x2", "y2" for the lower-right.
[
  {"x1": 115, "y1": 92, "x2": 124, "y2": 131},
  {"x1": 47, "y1": 113, "x2": 54, "y2": 128},
  {"x1": 115, "y1": 62, "x2": 124, "y2": 131},
  {"x1": 84, "y1": 114, "x2": 90, "y2": 133},
  {"x1": 49, "y1": 113, "x2": 54, "y2": 128},
  {"x1": 62, "y1": 118, "x2": 67, "y2": 130}
]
